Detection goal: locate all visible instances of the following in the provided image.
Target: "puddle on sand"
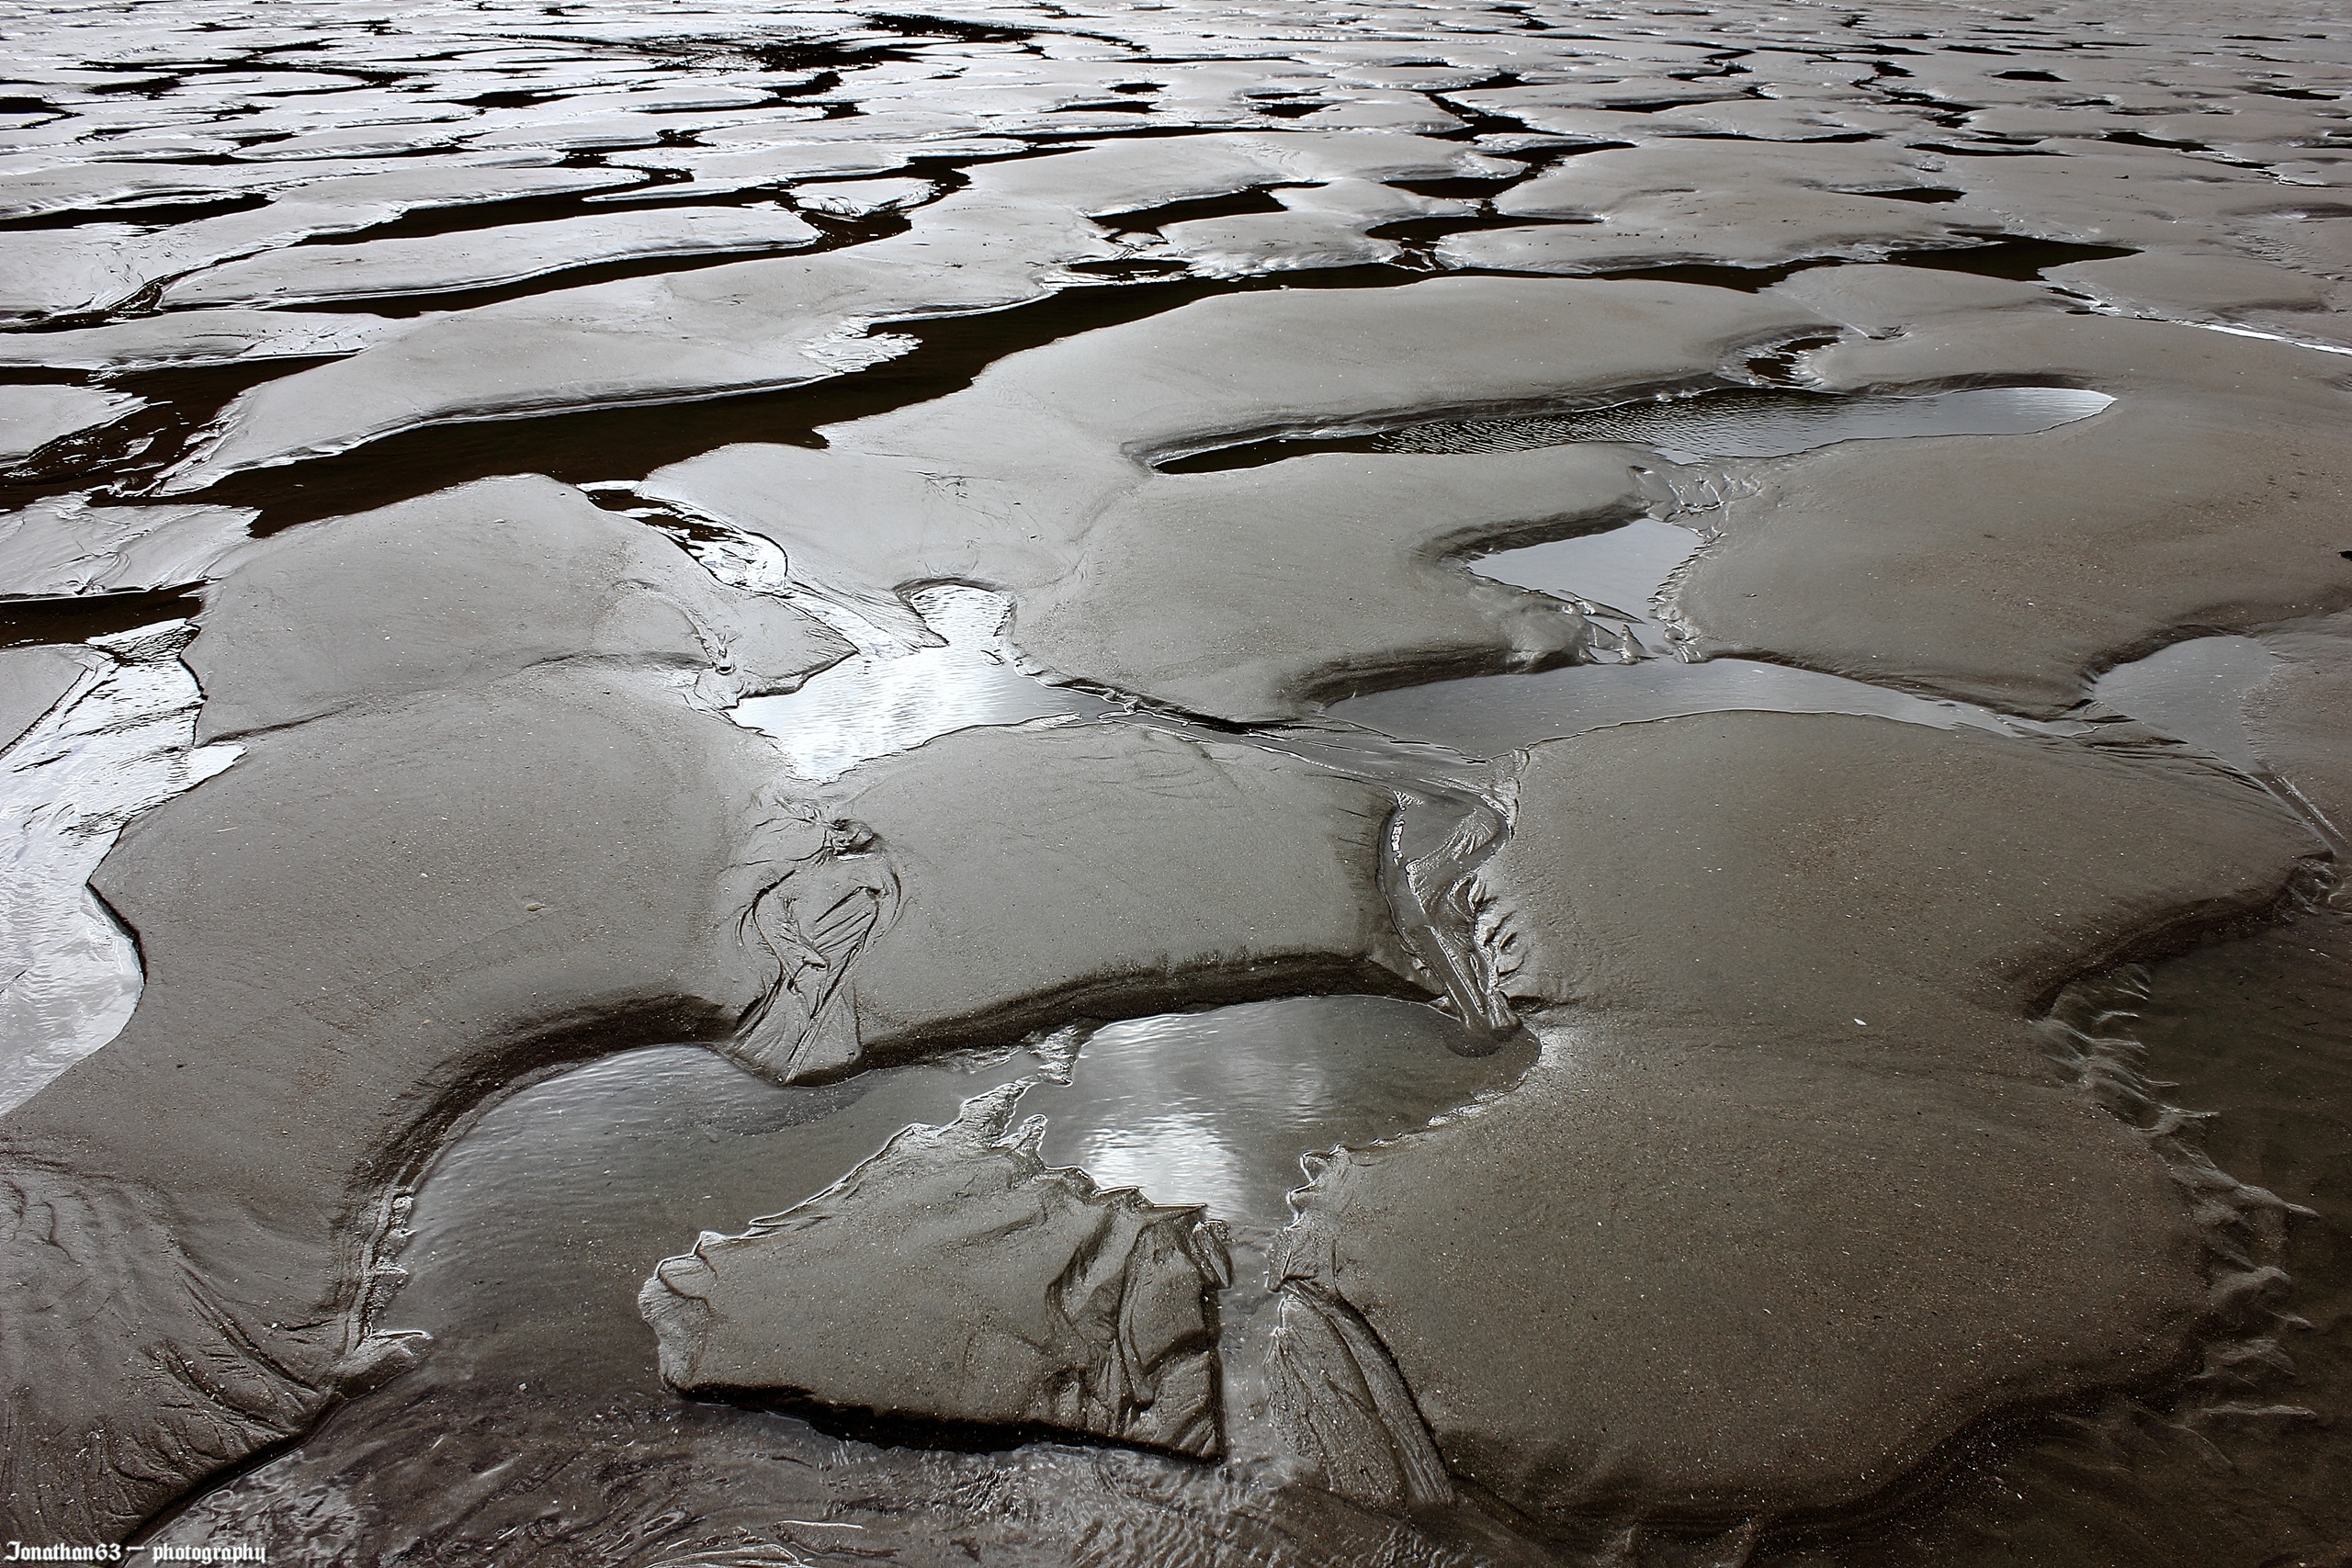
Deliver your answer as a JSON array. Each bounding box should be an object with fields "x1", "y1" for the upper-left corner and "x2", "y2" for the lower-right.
[
  {"x1": 1028, "y1": 995, "x2": 1532, "y2": 1230},
  {"x1": 729, "y1": 582, "x2": 1121, "y2": 782},
  {"x1": 157, "y1": 996, "x2": 1542, "y2": 1564},
  {"x1": 0, "y1": 620, "x2": 238, "y2": 1114},
  {"x1": 1159, "y1": 383, "x2": 2115, "y2": 472},
  {"x1": 1333, "y1": 513, "x2": 2011, "y2": 753},
  {"x1": 2092, "y1": 633, "x2": 2279, "y2": 772},
  {"x1": 1468, "y1": 513, "x2": 1700, "y2": 649},
  {"x1": 384, "y1": 993, "x2": 1529, "y2": 1394}
]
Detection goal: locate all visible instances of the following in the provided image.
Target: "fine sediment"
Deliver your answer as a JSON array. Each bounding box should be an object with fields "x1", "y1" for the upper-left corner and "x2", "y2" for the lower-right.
[
  {"x1": 1270, "y1": 711, "x2": 2326, "y2": 1529},
  {"x1": 1670, "y1": 310, "x2": 2352, "y2": 717},
  {"x1": 639, "y1": 1080, "x2": 1231, "y2": 1458}
]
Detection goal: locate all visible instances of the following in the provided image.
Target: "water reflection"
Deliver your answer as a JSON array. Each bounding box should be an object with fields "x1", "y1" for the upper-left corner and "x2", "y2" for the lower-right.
[
  {"x1": 730, "y1": 583, "x2": 1120, "y2": 782},
  {"x1": 1330, "y1": 655, "x2": 2010, "y2": 757},
  {"x1": 1031, "y1": 997, "x2": 1532, "y2": 1229},
  {"x1": 387, "y1": 993, "x2": 1532, "y2": 1394},
  {"x1": 1466, "y1": 513, "x2": 1700, "y2": 651},
  {"x1": 0, "y1": 621, "x2": 239, "y2": 1112},
  {"x1": 1162, "y1": 384, "x2": 2116, "y2": 472},
  {"x1": 2092, "y1": 634, "x2": 2278, "y2": 770}
]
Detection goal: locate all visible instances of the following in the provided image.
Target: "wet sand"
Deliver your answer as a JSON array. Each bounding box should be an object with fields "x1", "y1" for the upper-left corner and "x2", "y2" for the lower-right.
[{"x1": 3, "y1": 0, "x2": 2349, "y2": 1561}]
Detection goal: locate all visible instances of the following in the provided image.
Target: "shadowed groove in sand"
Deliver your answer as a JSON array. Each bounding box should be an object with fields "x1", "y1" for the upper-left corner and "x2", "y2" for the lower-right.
[{"x1": 186, "y1": 267, "x2": 1428, "y2": 534}]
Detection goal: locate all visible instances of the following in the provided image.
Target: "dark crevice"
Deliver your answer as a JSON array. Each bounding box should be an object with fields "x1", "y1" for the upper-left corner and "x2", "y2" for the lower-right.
[
  {"x1": 1151, "y1": 379, "x2": 1728, "y2": 474},
  {"x1": 0, "y1": 192, "x2": 276, "y2": 234},
  {"x1": 693, "y1": 1391, "x2": 1220, "y2": 1462},
  {"x1": 1886, "y1": 236, "x2": 2137, "y2": 279},
  {"x1": 0, "y1": 356, "x2": 342, "y2": 511},
  {"x1": 210, "y1": 265, "x2": 1427, "y2": 534},
  {"x1": 1, "y1": 587, "x2": 207, "y2": 649},
  {"x1": 1098, "y1": 185, "x2": 1301, "y2": 233}
]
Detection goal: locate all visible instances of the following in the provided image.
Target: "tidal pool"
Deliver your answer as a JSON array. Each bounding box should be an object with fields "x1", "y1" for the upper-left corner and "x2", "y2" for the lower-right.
[
  {"x1": 148, "y1": 994, "x2": 1542, "y2": 1558},
  {"x1": 379, "y1": 994, "x2": 1528, "y2": 1393}
]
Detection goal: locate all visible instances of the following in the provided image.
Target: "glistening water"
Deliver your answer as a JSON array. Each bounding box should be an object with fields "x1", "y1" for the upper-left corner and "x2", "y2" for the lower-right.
[
  {"x1": 149, "y1": 996, "x2": 1542, "y2": 1562},
  {"x1": 730, "y1": 583, "x2": 1121, "y2": 782},
  {"x1": 0, "y1": 621, "x2": 239, "y2": 1112},
  {"x1": 1159, "y1": 384, "x2": 2116, "y2": 472}
]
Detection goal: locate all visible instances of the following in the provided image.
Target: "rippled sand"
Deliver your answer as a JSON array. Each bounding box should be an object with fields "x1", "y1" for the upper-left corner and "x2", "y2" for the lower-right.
[{"x1": 2, "y1": 0, "x2": 2348, "y2": 1561}]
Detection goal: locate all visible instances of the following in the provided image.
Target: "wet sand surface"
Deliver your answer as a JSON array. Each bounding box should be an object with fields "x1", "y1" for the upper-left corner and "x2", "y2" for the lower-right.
[{"x1": 2, "y1": 0, "x2": 2348, "y2": 1560}]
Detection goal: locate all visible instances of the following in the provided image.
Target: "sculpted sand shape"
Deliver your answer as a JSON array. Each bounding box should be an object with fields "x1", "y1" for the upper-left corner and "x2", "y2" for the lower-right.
[
  {"x1": 159, "y1": 205, "x2": 820, "y2": 310},
  {"x1": 0, "y1": 661, "x2": 797, "y2": 1542},
  {"x1": 0, "y1": 481, "x2": 1442, "y2": 1540},
  {"x1": 1671, "y1": 299, "x2": 2352, "y2": 716},
  {"x1": 1441, "y1": 138, "x2": 1982, "y2": 275},
  {"x1": 640, "y1": 1079, "x2": 1232, "y2": 1458},
  {"x1": 646, "y1": 276, "x2": 1826, "y2": 722},
  {"x1": 185, "y1": 474, "x2": 854, "y2": 739},
  {"x1": 1270, "y1": 711, "x2": 2325, "y2": 1529}
]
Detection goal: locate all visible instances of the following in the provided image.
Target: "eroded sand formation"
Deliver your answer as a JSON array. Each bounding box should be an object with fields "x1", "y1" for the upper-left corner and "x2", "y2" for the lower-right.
[{"x1": 3, "y1": 0, "x2": 2349, "y2": 1561}]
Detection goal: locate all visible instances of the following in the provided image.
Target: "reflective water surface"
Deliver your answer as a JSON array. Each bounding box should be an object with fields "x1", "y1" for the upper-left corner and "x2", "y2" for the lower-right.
[
  {"x1": 384, "y1": 991, "x2": 1531, "y2": 1393},
  {"x1": 0, "y1": 620, "x2": 238, "y2": 1112},
  {"x1": 731, "y1": 583, "x2": 1121, "y2": 782},
  {"x1": 1378, "y1": 384, "x2": 2117, "y2": 463},
  {"x1": 2093, "y1": 633, "x2": 2280, "y2": 772},
  {"x1": 1163, "y1": 384, "x2": 2116, "y2": 471}
]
